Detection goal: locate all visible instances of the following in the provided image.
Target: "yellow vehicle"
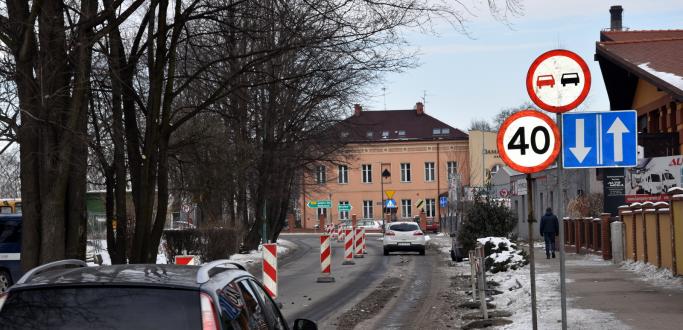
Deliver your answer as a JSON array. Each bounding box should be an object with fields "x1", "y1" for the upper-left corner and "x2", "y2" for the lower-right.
[{"x1": 0, "y1": 198, "x2": 21, "y2": 214}]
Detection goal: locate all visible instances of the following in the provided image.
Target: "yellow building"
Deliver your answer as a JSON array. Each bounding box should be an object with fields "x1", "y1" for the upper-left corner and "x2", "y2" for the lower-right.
[
  {"x1": 299, "y1": 103, "x2": 469, "y2": 229},
  {"x1": 468, "y1": 130, "x2": 504, "y2": 188}
]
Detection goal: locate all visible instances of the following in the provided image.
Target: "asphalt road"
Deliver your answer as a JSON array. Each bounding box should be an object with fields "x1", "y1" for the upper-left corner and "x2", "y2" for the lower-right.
[
  {"x1": 275, "y1": 234, "x2": 456, "y2": 329},
  {"x1": 276, "y1": 234, "x2": 390, "y2": 324}
]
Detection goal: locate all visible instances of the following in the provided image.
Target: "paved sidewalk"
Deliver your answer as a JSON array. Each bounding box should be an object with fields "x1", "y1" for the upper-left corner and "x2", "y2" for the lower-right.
[{"x1": 534, "y1": 246, "x2": 683, "y2": 330}]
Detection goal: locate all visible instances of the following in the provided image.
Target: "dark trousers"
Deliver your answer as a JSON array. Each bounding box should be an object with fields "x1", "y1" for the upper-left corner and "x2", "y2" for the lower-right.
[{"x1": 543, "y1": 232, "x2": 556, "y2": 256}]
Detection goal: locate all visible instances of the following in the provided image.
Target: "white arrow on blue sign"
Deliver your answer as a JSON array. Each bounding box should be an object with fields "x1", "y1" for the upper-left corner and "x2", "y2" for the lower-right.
[
  {"x1": 439, "y1": 196, "x2": 448, "y2": 207},
  {"x1": 561, "y1": 110, "x2": 637, "y2": 168}
]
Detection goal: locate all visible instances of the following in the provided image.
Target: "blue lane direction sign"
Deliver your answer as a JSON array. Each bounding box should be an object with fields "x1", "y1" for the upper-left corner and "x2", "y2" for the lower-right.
[
  {"x1": 562, "y1": 111, "x2": 637, "y2": 168},
  {"x1": 439, "y1": 196, "x2": 448, "y2": 207},
  {"x1": 384, "y1": 199, "x2": 397, "y2": 208}
]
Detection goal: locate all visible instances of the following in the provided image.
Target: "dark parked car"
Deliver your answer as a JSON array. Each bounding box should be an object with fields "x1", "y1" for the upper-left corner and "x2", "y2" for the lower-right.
[
  {"x1": 0, "y1": 214, "x2": 21, "y2": 293},
  {"x1": 0, "y1": 259, "x2": 317, "y2": 330}
]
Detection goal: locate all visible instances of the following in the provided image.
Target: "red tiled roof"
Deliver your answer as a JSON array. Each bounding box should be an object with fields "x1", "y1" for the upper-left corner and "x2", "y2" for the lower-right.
[
  {"x1": 338, "y1": 109, "x2": 468, "y2": 143},
  {"x1": 601, "y1": 29, "x2": 683, "y2": 42},
  {"x1": 597, "y1": 30, "x2": 683, "y2": 98}
]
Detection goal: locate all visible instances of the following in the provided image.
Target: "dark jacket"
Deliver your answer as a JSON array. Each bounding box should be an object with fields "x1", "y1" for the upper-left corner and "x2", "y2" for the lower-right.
[{"x1": 540, "y1": 211, "x2": 559, "y2": 236}]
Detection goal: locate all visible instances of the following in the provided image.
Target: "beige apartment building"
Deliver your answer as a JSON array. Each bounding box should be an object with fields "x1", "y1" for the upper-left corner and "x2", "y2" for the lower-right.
[{"x1": 298, "y1": 102, "x2": 469, "y2": 229}]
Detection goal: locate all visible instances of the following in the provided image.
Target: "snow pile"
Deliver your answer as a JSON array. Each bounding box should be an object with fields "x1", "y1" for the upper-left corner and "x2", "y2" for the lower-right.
[
  {"x1": 477, "y1": 237, "x2": 528, "y2": 273},
  {"x1": 229, "y1": 239, "x2": 295, "y2": 265},
  {"x1": 491, "y1": 260, "x2": 628, "y2": 329},
  {"x1": 621, "y1": 261, "x2": 683, "y2": 289}
]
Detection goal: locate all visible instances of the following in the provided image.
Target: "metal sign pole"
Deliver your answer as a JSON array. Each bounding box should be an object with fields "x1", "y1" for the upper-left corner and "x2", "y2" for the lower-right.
[
  {"x1": 526, "y1": 173, "x2": 538, "y2": 330},
  {"x1": 556, "y1": 114, "x2": 568, "y2": 330}
]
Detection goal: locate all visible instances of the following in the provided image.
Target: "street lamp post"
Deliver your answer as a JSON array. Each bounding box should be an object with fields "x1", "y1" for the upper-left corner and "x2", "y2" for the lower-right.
[{"x1": 381, "y1": 168, "x2": 391, "y2": 232}]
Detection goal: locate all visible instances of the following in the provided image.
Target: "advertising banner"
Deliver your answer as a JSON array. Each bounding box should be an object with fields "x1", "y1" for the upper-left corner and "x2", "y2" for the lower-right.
[{"x1": 624, "y1": 155, "x2": 683, "y2": 203}]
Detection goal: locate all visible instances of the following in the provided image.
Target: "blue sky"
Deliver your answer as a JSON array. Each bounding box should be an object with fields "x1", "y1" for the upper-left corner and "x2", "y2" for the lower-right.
[{"x1": 362, "y1": 1, "x2": 683, "y2": 132}]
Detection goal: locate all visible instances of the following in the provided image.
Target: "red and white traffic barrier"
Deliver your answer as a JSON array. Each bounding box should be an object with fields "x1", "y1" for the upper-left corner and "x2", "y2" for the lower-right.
[
  {"x1": 331, "y1": 226, "x2": 338, "y2": 240},
  {"x1": 342, "y1": 228, "x2": 355, "y2": 265},
  {"x1": 337, "y1": 226, "x2": 345, "y2": 242},
  {"x1": 317, "y1": 234, "x2": 335, "y2": 282},
  {"x1": 362, "y1": 227, "x2": 367, "y2": 254},
  {"x1": 354, "y1": 227, "x2": 364, "y2": 258},
  {"x1": 262, "y1": 243, "x2": 278, "y2": 298},
  {"x1": 175, "y1": 255, "x2": 198, "y2": 265}
]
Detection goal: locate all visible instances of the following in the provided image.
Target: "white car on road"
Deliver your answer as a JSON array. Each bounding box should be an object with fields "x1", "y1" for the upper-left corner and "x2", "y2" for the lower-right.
[{"x1": 383, "y1": 221, "x2": 425, "y2": 256}]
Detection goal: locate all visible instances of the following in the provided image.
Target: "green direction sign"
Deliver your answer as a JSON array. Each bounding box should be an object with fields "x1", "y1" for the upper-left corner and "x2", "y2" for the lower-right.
[
  {"x1": 338, "y1": 204, "x2": 352, "y2": 212},
  {"x1": 316, "y1": 200, "x2": 332, "y2": 208},
  {"x1": 307, "y1": 200, "x2": 332, "y2": 208}
]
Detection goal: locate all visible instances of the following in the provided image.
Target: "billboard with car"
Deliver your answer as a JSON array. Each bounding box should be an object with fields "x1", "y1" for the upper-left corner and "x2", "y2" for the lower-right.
[{"x1": 624, "y1": 155, "x2": 683, "y2": 202}]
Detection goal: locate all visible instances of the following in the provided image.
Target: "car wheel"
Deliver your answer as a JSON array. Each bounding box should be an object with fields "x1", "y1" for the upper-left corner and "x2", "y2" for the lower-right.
[
  {"x1": 0, "y1": 270, "x2": 12, "y2": 293},
  {"x1": 450, "y1": 249, "x2": 457, "y2": 261},
  {"x1": 383, "y1": 248, "x2": 389, "y2": 256},
  {"x1": 419, "y1": 249, "x2": 425, "y2": 256}
]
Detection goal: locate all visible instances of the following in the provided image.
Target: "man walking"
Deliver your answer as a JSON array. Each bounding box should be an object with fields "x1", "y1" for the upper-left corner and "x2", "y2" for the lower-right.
[{"x1": 540, "y1": 207, "x2": 559, "y2": 259}]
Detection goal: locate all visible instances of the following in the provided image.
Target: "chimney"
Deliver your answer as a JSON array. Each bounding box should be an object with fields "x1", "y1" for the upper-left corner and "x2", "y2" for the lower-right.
[
  {"x1": 354, "y1": 103, "x2": 362, "y2": 116},
  {"x1": 415, "y1": 102, "x2": 424, "y2": 116},
  {"x1": 610, "y1": 5, "x2": 623, "y2": 31}
]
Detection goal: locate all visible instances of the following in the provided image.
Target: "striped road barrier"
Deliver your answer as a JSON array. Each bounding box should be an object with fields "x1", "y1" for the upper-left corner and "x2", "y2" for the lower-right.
[
  {"x1": 342, "y1": 228, "x2": 355, "y2": 265},
  {"x1": 354, "y1": 227, "x2": 364, "y2": 258},
  {"x1": 262, "y1": 243, "x2": 278, "y2": 298},
  {"x1": 317, "y1": 234, "x2": 335, "y2": 283}
]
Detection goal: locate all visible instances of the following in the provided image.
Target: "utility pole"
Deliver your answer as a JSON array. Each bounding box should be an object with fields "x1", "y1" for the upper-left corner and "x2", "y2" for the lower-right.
[{"x1": 526, "y1": 173, "x2": 538, "y2": 330}]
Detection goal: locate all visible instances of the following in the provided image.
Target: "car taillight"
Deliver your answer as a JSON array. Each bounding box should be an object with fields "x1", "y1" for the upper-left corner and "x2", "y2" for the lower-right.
[
  {"x1": 200, "y1": 292, "x2": 219, "y2": 330},
  {"x1": 385, "y1": 231, "x2": 395, "y2": 236},
  {"x1": 0, "y1": 292, "x2": 7, "y2": 312},
  {"x1": 413, "y1": 231, "x2": 424, "y2": 236}
]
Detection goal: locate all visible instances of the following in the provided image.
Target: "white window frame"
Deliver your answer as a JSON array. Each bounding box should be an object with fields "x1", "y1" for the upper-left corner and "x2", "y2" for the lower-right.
[
  {"x1": 401, "y1": 199, "x2": 412, "y2": 218},
  {"x1": 338, "y1": 165, "x2": 348, "y2": 184},
  {"x1": 447, "y1": 161, "x2": 458, "y2": 179},
  {"x1": 425, "y1": 162, "x2": 435, "y2": 182},
  {"x1": 362, "y1": 164, "x2": 372, "y2": 183},
  {"x1": 400, "y1": 163, "x2": 411, "y2": 182},
  {"x1": 426, "y1": 198, "x2": 436, "y2": 218},
  {"x1": 316, "y1": 165, "x2": 326, "y2": 184},
  {"x1": 363, "y1": 200, "x2": 374, "y2": 219},
  {"x1": 339, "y1": 201, "x2": 349, "y2": 220}
]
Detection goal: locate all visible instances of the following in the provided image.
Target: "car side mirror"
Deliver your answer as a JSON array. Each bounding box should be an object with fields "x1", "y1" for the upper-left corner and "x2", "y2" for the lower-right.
[{"x1": 293, "y1": 319, "x2": 318, "y2": 330}]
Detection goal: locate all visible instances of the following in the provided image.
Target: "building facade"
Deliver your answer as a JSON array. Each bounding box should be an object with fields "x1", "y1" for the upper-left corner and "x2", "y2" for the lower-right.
[
  {"x1": 299, "y1": 103, "x2": 469, "y2": 229},
  {"x1": 468, "y1": 130, "x2": 504, "y2": 188}
]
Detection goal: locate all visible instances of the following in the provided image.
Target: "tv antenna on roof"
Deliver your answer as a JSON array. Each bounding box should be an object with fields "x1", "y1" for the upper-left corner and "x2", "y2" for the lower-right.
[{"x1": 382, "y1": 86, "x2": 387, "y2": 110}]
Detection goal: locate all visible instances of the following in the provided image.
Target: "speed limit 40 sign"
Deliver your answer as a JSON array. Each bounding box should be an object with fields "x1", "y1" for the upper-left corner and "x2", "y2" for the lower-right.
[{"x1": 497, "y1": 110, "x2": 560, "y2": 174}]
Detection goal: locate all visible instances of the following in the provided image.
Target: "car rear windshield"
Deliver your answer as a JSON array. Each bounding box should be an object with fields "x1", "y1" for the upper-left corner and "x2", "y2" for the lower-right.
[
  {"x1": 0, "y1": 286, "x2": 201, "y2": 330},
  {"x1": 389, "y1": 223, "x2": 419, "y2": 232}
]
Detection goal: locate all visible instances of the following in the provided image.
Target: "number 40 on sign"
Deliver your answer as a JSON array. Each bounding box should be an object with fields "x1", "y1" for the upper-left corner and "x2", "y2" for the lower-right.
[{"x1": 497, "y1": 110, "x2": 561, "y2": 174}]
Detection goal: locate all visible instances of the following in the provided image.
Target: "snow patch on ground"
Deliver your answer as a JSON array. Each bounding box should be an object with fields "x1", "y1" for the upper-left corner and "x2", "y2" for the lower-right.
[
  {"x1": 229, "y1": 238, "x2": 296, "y2": 265},
  {"x1": 428, "y1": 235, "x2": 453, "y2": 256},
  {"x1": 491, "y1": 265, "x2": 629, "y2": 329},
  {"x1": 620, "y1": 261, "x2": 683, "y2": 290}
]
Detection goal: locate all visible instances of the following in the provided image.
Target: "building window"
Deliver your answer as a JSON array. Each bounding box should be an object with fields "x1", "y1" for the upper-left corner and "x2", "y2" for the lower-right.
[
  {"x1": 539, "y1": 192, "x2": 544, "y2": 216},
  {"x1": 316, "y1": 165, "x2": 326, "y2": 184},
  {"x1": 339, "y1": 201, "x2": 349, "y2": 220},
  {"x1": 549, "y1": 191, "x2": 554, "y2": 212},
  {"x1": 366, "y1": 131, "x2": 374, "y2": 138},
  {"x1": 425, "y1": 162, "x2": 435, "y2": 182},
  {"x1": 400, "y1": 163, "x2": 411, "y2": 182},
  {"x1": 447, "y1": 161, "x2": 458, "y2": 179},
  {"x1": 426, "y1": 199, "x2": 436, "y2": 218},
  {"x1": 363, "y1": 200, "x2": 373, "y2": 219},
  {"x1": 362, "y1": 164, "x2": 372, "y2": 183},
  {"x1": 432, "y1": 128, "x2": 441, "y2": 135},
  {"x1": 338, "y1": 165, "x2": 348, "y2": 184},
  {"x1": 398, "y1": 130, "x2": 406, "y2": 136},
  {"x1": 381, "y1": 131, "x2": 389, "y2": 138},
  {"x1": 401, "y1": 199, "x2": 412, "y2": 218},
  {"x1": 317, "y1": 208, "x2": 327, "y2": 218},
  {"x1": 441, "y1": 128, "x2": 450, "y2": 134}
]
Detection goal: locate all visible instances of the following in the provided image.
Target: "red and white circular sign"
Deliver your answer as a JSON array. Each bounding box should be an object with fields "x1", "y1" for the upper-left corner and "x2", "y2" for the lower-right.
[
  {"x1": 497, "y1": 110, "x2": 560, "y2": 174},
  {"x1": 526, "y1": 49, "x2": 591, "y2": 113}
]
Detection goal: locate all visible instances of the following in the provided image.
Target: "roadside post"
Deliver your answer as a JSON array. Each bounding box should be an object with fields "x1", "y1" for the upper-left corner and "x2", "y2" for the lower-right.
[
  {"x1": 476, "y1": 245, "x2": 488, "y2": 319},
  {"x1": 469, "y1": 250, "x2": 477, "y2": 303},
  {"x1": 498, "y1": 109, "x2": 561, "y2": 330}
]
